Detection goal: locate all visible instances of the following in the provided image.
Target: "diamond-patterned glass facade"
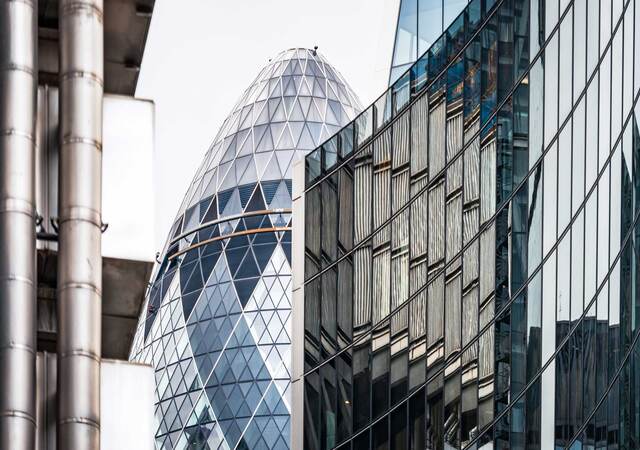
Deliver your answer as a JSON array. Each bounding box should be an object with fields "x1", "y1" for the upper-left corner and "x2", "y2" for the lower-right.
[{"x1": 129, "y1": 48, "x2": 361, "y2": 450}]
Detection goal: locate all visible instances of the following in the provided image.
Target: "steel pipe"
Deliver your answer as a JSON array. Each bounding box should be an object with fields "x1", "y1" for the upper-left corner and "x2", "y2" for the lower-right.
[
  {"x1": 57, "y1": 0, "x2": 103, "y2": 448},
  {"x1": 0, "y1": 0, "x2": 38, "y2": 448}
]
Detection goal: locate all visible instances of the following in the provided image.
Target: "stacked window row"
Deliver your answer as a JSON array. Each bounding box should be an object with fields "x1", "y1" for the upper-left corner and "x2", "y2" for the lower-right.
[{"x1": 302, "y1": 0, "x2": 640, "y2": 449}]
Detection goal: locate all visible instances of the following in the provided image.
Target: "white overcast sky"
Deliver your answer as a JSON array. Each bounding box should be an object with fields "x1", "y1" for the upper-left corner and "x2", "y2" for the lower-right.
[{"x1": 136, "y1": 0, "x2": 399, "y2": 251}]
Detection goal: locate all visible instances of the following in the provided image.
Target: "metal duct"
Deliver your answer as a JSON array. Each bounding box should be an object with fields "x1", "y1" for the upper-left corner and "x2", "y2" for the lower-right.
[
  {"x1": 57, "y1": 0, "x2": 103, "y2": 448},
  {"x1": 0, "y1": 0, "x2": 38, "y2": 448}
]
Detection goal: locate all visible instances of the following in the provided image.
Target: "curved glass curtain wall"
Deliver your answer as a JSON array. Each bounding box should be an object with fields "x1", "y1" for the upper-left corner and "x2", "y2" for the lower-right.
[
  {"x1": 303, "y1": 0, "x2": 640, "y2": 448},
  {"x1": 390, "y1": 0, "x2": 471, "y2": 85},
  {"x1": 129, "y1": 48, "x2": 361, "y2": 450}
]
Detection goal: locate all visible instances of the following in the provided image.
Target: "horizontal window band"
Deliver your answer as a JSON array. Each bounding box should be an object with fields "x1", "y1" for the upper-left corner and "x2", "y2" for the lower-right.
[
  {"x1": 168, "y1": 226, "x2": 291, "y2": 261},
  {"x1": 170, "y1": 208, "x2": 291, "y2": 245}
]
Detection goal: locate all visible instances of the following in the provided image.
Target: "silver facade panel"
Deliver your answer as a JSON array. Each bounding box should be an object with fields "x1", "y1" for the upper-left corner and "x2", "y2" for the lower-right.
[
  {"x1": 0, "y1": 0, "x2": 38, "y2": 448},
  {"x1": 57, "y1": 0, "x2": 104, "y2": 447}
]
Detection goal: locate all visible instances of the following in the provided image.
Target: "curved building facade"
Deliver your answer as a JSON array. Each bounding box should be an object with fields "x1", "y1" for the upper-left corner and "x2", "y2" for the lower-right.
[
  {"x1": 295, "y1": 0, "x2": 640, "y2": 449},
  {"x1": 130, "y1": 48, "x2": 360, "y2": 449},
  {"x1": 389, "y1": 0, "x2": 470, "y2": 84}
]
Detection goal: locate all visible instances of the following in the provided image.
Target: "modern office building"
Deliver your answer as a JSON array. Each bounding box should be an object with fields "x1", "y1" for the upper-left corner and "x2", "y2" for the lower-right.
[
  {"x1": 130, "y1": 48, "x2": 361, "y2": 449},
  {"x1": 1, "y1": 0, "x2": 157, "y2": 449},
  {"x1": 390, "y1": 0, "x2": 471, "y2": 84},
  {"x1": 292, "y1": 0, "x2": 640, "y2": 449}
]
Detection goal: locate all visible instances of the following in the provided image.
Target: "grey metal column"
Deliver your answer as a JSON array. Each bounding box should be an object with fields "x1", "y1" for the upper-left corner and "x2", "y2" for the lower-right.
[
  {"x1": 57, "y1": 0, "x2": 103, "y2": 448},
  {"x1": 0, "y1": 0, "x2": 37, "y2": 448}
]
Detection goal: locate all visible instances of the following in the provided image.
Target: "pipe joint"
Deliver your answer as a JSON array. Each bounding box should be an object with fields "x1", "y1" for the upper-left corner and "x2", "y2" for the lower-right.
[
  {"x1": 60, "y1": 135, "x2": 103, "y2": 151},
  {"x1": 58, "y1": 350, "x2": 100, "y2": 362},
  {"x1": 0, "y1": 129, "x2": 34, "y2": 141},
  {"x1": 57, "y1": 207, "x2": 101, "y2": 227},
  {"x1": 0, "y1": 198, "x2": 35, "y2": 216},
  {"x1": 59, "y1": 70, "x2": 104, "y2": 88},
  {"x1": 0, "y1": 410, "x2": 36, "y2": 424},
  {"x1": 57, "y1": 282, "x2": 101, "y2": 296},
  {"x1": 58, "y1": 417, "x2": 100, "y2": 429}
]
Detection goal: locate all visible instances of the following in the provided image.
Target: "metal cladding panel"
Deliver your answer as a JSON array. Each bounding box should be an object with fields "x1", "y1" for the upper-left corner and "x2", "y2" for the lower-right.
[
  {"x1": 102, "y1": 95, "x2": 155, "y2": 262},
  {"x1": 100, "y1": 360, "x2": 154, "y2": 450}
]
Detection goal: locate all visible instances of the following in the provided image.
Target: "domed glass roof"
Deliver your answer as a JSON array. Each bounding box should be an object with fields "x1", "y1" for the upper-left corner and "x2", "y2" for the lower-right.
[{"x1": 129, "y1": 48, "x2": 361, "y2": 450}]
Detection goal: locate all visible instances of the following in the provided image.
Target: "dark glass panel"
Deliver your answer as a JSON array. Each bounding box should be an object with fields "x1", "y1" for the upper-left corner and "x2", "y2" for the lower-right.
[
  {"x1": 461, "y1": 372, "x2": 478, "y2": 447},
  {"x1": 337, "y1": 352, "x2": 354, "y2": 443},
  {"x1": 391, "y1": 351, "x2": 408, "y2": 406},
  {"x1": 525, "y1": 378, "x2": 541, "y2": 449},
  {"x1": 390, "y1": 403, "x2": 408, "y2": 450},
  {"x1": 428, "y1": 34, "x2": 447, "y2": 95},
  {"x1": 464, "y1": 25, "x2": 482, "y2": 119},
  {"x1": 444, "y1": 371, "x2": 461, "y2": 448},
  {"x1": 353, "y1": 342, "x2": 371, "y2": 431},
  {"x1": 306, "y1": 148, "x2": 322, "y2": 185},
  {"x1": 372, "y1": 347, "x2": 390, "y2": 419},
  {"x1": 497, "y1": 0, "x2": 514, "y2": 105},
  {"x1": 305, "y1": 373, "x2": 321, "y2": 450},
  {"x1": 321, "y1": 174, "x2": 338, "y2": 265},
  {"x1": 447, "y1": 11, "x2": 466, "y2": 63},
  {"x1": 480, "y1": 13, "x2": 498, "y2": 126},
  {"x1": 409, "y1": 389, "x2": 426, "y2": 450},
  {"x1": 373, "y1": 417, "x2": 389, "y2": 450},
  {"x1": 337, "y1": 258, "x2": 354, "y2": 349},
  {"x1": 321, "y1": 268, "x2": 338, "y2": 358},
  {"x1": 447, "y1": 57, "x2": 465, "y2": 103},
  {"x1": 340, "y1": 123, "x2": 355, "y2": 158},
  {"x1": 305, "y1": 277, "x2": 321, "y2": 368},
  {"x1": 321, "y1": 362, "x2": 337, "y2": 450},
  {"x1": 324, "y1": 135, "x2": 339, "y2": 172},
  {"x1": 353, "y1": 431, "x2": 370, "y2": 450},
  {"x1": 426, "y1": 379, "x2": 444, "y2": 450},
  {"x1": 306, "y1": 184, "x2": 322, "y2": 262}
]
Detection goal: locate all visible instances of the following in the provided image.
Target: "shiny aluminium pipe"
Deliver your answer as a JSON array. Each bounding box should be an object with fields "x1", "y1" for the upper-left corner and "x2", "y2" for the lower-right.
[
  {"x1": 57, "y1": 0, "x2": 103, "y2": 448},
  {"x1": 0, "y1": 0, "x2": 38, "y2": 449}
]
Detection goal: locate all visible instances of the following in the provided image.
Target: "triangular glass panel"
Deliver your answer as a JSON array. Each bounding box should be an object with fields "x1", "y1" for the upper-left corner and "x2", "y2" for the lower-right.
[
  {"x1": 238, "y1": 183, "x2": 256, "y2": 209},
  {"x1": 245, "y1": 184, "x2": 266, "y2": 212},
  {"x1": 233, "y1": 278, "x2": 260, "y2": 307}
]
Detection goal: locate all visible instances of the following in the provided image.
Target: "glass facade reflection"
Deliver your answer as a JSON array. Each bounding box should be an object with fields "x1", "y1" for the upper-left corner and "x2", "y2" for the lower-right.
[
  {"x1": 390, "y1": 0, "x2": 471, "y2": 84},
  {"x1": 297, "y1": 0, "x2": 640, "y2": 449},
  {"x1": 129, "y1": 48, "x2": 360, "y2": 449}
]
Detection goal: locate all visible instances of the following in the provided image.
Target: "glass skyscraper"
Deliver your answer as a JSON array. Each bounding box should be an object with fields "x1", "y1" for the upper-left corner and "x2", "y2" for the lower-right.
[
  {"x1": 390, "y1": 0, "x2": 471, "y2": 84},
  {"x1": 130, "y1": 48, "x2": 360, "y2": 450},
  {"x1": 293, "y1": 0, "x2": 640, "y2": 449}
]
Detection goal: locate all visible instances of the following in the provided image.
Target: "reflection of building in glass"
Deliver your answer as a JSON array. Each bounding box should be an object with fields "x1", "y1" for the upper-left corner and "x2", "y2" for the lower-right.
[
  {"x1": 292, "y1": 1, "x2": 640, "y2": 449},
  {"x1": 130, "y1": 48, "x2": 360, "y2": 449},
  {"x1": 389, "y1": 0, "x2": 470, "y2": 84}
]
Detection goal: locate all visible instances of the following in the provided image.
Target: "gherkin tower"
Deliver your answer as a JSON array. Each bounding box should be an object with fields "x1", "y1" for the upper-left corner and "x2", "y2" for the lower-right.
[{"x1": 130, "y1": 48, "x2": 361, "y2": 450}]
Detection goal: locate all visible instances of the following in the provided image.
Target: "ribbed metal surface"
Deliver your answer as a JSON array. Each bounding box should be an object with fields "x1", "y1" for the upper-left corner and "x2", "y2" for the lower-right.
[
  {"x1": 444, "y1": 273, "x2": 461, "y2": 357},
  {"x1": 56, "y1": 0, "x2": 104, "y2": 448},
  {"x1": 463, "y1": 119, "x2": 480, "y2": 204},
  {"x1": 410, "y1": 94, "x2": 429, "y2": 176},
  {"x1": 427, "y1": 273, "x2": 444, "y2": 347},
  {"x1": 353, "y1": 246, "x2": 371, "y2": 330},
  {"x1": 428, "y1": 181, "x2": 445, "y2": 265},
  {"x1": 479, "y1": 139, "x2": 496, "y2": 224},
  {"x1": 372, "y1": 249, "x2": 390, "y2": 325},
  {"x1": 428, "y1": 100, "x2": 446, "y2": 179},
  {"x1": 0, "y1": 0, "x2": 37, "y2": 448}
]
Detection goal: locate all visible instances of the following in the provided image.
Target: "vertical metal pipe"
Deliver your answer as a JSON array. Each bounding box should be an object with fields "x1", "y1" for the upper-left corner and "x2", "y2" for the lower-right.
[
  {"x1": 57, "y1": 0, "x2": 103, "y2": 448},
  {"x1": 0, "y1": 0, "x2": 37, "y2": 448}
]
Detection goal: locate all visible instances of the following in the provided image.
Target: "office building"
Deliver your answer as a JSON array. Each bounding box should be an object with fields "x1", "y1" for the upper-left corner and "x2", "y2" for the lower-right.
[
  {"x1": 130, "y1": 48, "x2": 360, "y2": 449},
  {"x1": 292, "y1": 0, "x2": 640, "y2": 448}
]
